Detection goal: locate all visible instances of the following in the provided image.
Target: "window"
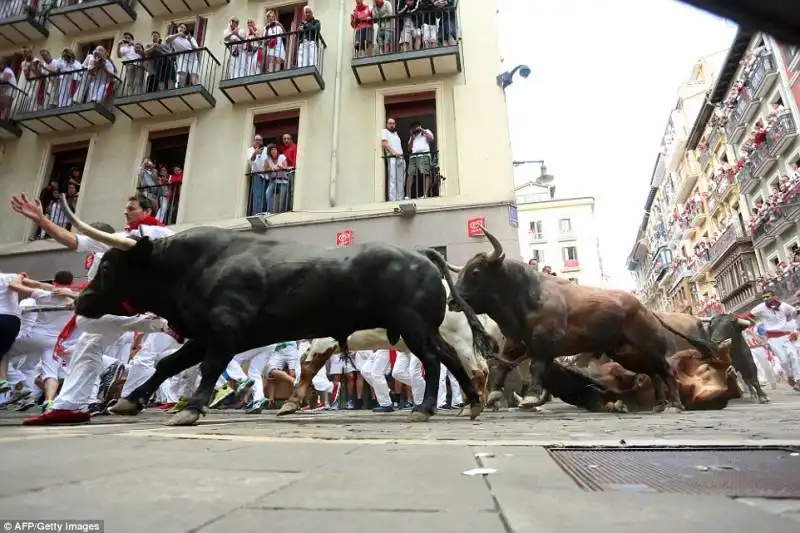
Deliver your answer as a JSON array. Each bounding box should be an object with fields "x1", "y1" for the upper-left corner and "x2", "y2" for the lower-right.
[
  {"x1": 769, "y1": 255, "x2": 780, "y2": 266},
  {"x1": 530, "y1": 249, "x2": 544, "y2": 263},
  {"x1": 529, "y1": 220, "x2": 543, "y2": 239},
  {"x1": 34, "y1": 142, "x2": 89, "y2": 240},
  {"x1": 248, "y1": 109, "x2": 301, "y2": 216},
  {"x1": 78, "y1": 38, "x2": 115, "y2": 64},
  {"x1": 137, "y1": 127, "x2": 189, "y2": 226},
  {"x1": 562, "y1": 246, "x2": 578, "y2": 261},
  {"x1": 773, "y1": 95, "x2": 784, "y2": 108},
  {"x1": 167, "y1": 16, "x2": 208, "y2": 46},
  {"x1": 384, "y1": 91, "x2": 439, "y2": 201},
  {"x1": 558, "y1": 218, "x2": 572, "y2": 233}
]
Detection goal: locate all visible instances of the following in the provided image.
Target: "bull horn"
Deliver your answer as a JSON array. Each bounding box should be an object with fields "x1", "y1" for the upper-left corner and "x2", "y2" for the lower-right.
[
  {"x1": 513, "y1": 392, "x2": 523, "y2": 404},
  {"x1": 736, "y1": 318, "x2": 751, "y2": 328},
  {"x1": 59, "y1": 195, "x2": 136, "y2": 251},
  {"x1": 445, "y1": 262, "x2": 463, "y2": 273},
  {"x1": 480, "y1": 225, "x2": 505, "y2": 263}
]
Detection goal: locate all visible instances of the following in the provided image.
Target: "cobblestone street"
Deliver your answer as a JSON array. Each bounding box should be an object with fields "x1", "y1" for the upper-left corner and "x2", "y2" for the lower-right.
[{"x1": 1, "y1": 389, "x2": 799, "y2": 532}]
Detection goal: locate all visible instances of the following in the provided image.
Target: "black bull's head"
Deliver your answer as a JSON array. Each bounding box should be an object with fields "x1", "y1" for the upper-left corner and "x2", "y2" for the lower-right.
[
  {"x1": 445, "y1": 225, "x2": 506, "y2": 316},
  {"x1": 706, "y1": 313, "x2": 752, "y2": 344},
  {"x1": 57, "y1": 195, "x2": 145, "y2": 319}
]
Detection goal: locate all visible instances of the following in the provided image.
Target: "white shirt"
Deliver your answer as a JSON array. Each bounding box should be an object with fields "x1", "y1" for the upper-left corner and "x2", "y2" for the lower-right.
[
  {"x1": 17, "y1": 297, "x2": 39, "y2": 340},
  {"x1": 32, "y1": 290, "x2": 74, "y2": 337},
  {"x1": 1, "y1": 67, "x2": 17, "y2": 87},
  {"x1": 381, "y1": 128, "x2": 403, "y2": 156},
  {"x1": 76, "y1": 224, "x2": 175, "y2": 282},
  {"x1": 118, "y1": 43, "x2": 140, "y2": 62},
  {"x1": 0, "y1": 273, "x2": 21, "y2": 317},
  {"x1": 410, "y1": 129, "x2": 433, "y2": 154},
  {"x1": 247, "y1": 146, "x2": 268, "y2": 173},
  {"x1": 749, "y1": 302, "x2": 797, "y2": 333},
  {"x1": 171, "y1": 35, "x2": 199, "y2": 53}
]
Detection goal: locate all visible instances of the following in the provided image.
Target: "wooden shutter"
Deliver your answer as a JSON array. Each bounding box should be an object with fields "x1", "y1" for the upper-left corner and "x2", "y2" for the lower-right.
[{"x1": 195, "y1": 16, "x2": 208, "y2": 46}]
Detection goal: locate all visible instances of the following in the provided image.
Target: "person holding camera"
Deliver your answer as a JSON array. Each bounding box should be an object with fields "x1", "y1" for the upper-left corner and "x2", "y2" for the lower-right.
[
  {"x1": 165, "y1": 23, "x2": 200, "y2": 88},
  {"x1": 118, "y1": 32, "x2": 144, "y2": 95},
  {"x1": 405, "y1": 120, "x2": 434, "y2": 199},
  {"x1": 85, "y1": 46, "x2": 115, "y2": 103}
]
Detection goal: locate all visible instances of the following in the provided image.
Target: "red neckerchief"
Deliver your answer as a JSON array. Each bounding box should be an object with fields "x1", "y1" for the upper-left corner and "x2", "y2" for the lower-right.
[
  {"x1": 766, "y1": 300, "x2": 781, "y2": 310},
  {"x1": 126, "y1": 215, "x2": 165, "y2": 232}
]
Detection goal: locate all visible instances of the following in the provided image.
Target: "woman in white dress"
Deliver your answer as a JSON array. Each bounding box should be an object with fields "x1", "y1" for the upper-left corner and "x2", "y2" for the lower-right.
[
  {"x1": 263, "y1": 10, "x2": 286, "y2": 73},
  {"x1": 166, "y1": 23, "x2": 200, "y2": 87},
  {"x1": 85, "y1": 46, "x2": 116, "y2": 103},
  {"x1": 244, "y1": 19, "x2": 264, "y2": 77},
  {"x1": 222, "y1": 16, "x2": 248, "y2": 80}
]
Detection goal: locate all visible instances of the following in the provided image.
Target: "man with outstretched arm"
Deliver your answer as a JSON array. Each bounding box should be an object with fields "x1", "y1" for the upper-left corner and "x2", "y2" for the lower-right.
[{"x1": 9, "y1": 193, "x2": 177, "y2": 424}]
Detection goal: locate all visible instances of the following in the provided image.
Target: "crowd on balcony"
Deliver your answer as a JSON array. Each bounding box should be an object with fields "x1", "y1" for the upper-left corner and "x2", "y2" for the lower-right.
[
  {"x1": 708, "y1": 162, "x2": 737, "y2": 196},
  {"x1": 136, "y1": 160, "x2": 184, "y2": 226},
  {"x1": 32, "y1": 168, "x2": 82, "y2": 240},
  {"x1": 747, "y1": 166, "x2": 800, "y2": 235},
  {"x1": 758, "y1": 251, "x2": 800, "y2": 303},
  {"x1": 246, "y1": 132, "x2": 298, "y2": 215},
  {"x1": 351, "y1": 0, "x2": 458, "y2": 58},
  {"x1": 673, "y1": 192, "x2": 704, "y2": 231},
  {"x1": 720, "y1": 43, "x2": 770, "y2": 118}
]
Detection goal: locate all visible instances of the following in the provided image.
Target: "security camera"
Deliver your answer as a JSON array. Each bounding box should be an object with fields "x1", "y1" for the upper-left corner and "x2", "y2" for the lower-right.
[{"x1": 518, "y1": 66, "x2": 531, "y2": 78}]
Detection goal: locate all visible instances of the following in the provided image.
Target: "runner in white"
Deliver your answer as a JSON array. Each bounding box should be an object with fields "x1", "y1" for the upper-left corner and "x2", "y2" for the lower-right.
[{"x1": 744, "y1": 289, "x2": 800, "y2": 392}]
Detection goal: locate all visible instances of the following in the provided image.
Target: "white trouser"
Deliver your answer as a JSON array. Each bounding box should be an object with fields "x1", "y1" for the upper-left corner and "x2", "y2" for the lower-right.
[
  {"x1": 53, "y1": 315, "x2": 166, "y2": 411},
  {"x1": 235, "y1": 347, "x2": 269, "y2": 401},
  {"x1": 312, "y1": 366, "x2": 334, "y2": 394},
  {"x1": 766, "y1": 335, "x2": 800, "y2": 379},
  {"x1": 121, "y1": 332, "x2": 179, "y2": 398},
  {"x1": 360, "y1": 350, "x2": 392, "y2": 407},
  {"x1": 266, "y1": 342, "x2": 299, "y2": 375},
  {"x1": 438, "y1": 364, "x2": 463, "y2": 407},
  {"x1": 386, "y1": 157, "x2": 406, "y2": 201},
  {"x1": 7, "y1": 351, "x2": 40, "y2": 397},
  {"x1": 298, "y1": 40, "x2": 317, "y2": 67},
  {"x1": 105, "y1": 331, "x2": 135, "y2": 363},
  {"x1": 391, "y1": 352, "x2": 424, "y2": 405},
  {"x1": 750, "y1": 346, "x2": 776, "y2": 386}
]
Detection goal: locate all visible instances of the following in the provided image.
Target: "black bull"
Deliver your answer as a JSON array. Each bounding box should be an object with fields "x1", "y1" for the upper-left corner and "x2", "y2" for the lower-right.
[{"x1": 59, "y1": 197, "x2": 497, "y2": 425}]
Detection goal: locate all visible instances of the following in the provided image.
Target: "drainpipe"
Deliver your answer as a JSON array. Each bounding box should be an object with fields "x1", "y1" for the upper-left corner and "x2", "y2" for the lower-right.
[{"x1": 328, "y1": 0, "x2": 346, "y2": 207}]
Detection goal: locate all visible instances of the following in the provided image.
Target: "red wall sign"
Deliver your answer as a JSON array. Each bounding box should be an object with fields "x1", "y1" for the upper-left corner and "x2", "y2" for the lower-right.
[
  {"x1": 467, "y1": 217, "x2": 486, "y2": 238},
  {"x1": 336, "y1": 230, "x2": 353, "y2": 247}
]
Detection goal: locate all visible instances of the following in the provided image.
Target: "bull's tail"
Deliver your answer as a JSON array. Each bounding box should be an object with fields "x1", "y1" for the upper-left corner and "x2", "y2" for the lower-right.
[
  {"x1": 420, "y1": 248, "x2": 499, "y2": 360},
  {"x1": 654, "y1": 314, "x2": 716, "y2": 360}
]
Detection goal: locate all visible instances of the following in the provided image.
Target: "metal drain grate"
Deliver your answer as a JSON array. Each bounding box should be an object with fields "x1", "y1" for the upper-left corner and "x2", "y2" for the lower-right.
[{"x1": 547, "y1": 447, "x2": 800, "y2": 498}]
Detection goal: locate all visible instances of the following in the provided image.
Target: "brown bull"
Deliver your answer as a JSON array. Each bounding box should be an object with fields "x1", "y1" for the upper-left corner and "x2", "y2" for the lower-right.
[{"x1": 449, "y1": 226, "x2": 715, "y2": 413}]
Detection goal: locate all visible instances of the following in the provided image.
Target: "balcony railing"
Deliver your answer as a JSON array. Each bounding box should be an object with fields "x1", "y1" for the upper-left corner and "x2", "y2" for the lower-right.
[
  {"x1": 750, "y1": 52, "x2": 778, "y2": 98},
  {"x1": 0, "y1": 82, "x2": 24, "y2": 138},
  {"x1": 713, "y1": 175, "x2": 733, "y2": 202},
  {"x1": 708, "y1": 224, "x2": 744, "y2": 266},
  {"x1": 30, "y1": 196, "x2": 77, "y2": 240},
  {"x1": 698, "y1": 148, "x2": 710, "y2": 169},
  {"x1": 48, "y1": 0, "x2": 136, "y2": 35},
  {"x1": 707, "y1": 127, "x2": 721, "y2": 151},
  {"x1": 767, "y1": 111, "x2": 798, "y2": 158},
  {"x1": 247, "y1": 169, "x2": 295, "y2": 216},
  {"x1": 749, "y1": 143, "x2": 776, "y2": 178},
  {"x1": 563, "y1": 259, "x2": 580, "y2": 271},
  {"x1": 137, "y1": 183, "x2": 181, "y2": 226},
  {"x1": 726, "y1": 84, "x2": 757, "y2": 143},
  {"x1": 761, "y1": 269, "x2": 800, "y2": 304},
  {"x1": 114, "y1": 47, "x2": 219, "y2": 120},
  {"x1": 737, "y1": 163, "x2": 760, "y2": 195},
  {"x1": 136, "y1": 0, "x2": 228, "y2": 19},
  {"x1": 382, "y1": 151, "x2": 444, "y2": 201},
  {"x1": 0, "y1": 1, "x2": 49, "y2": 44},
  {"x1": 529, "y1": 231, "x2": 544, "y2": 243},
  {"x1": 219, "y1": 29, "x2": 326, "y2": 104},
  {"x1": 11, "y1": 68, "x2": 118, "y2": 134},
  {"x1": 351, "y1": 5, "x2": 461, "y2": 84}
]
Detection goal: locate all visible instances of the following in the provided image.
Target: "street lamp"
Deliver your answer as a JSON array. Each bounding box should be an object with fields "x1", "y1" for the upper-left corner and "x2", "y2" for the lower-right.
[
  {"x1": 513, "y1": 159, "x2": 556, "y2": 199},
  {"x1": 496, "y1": 64, "x2": 531, "y2": 91}
]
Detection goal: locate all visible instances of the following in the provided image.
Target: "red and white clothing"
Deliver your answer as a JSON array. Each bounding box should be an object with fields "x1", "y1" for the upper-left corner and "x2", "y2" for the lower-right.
[
  {"x1": 360, "y1": 349, "x2": 393, "y2": 407},
  {"x1": 743, "y1": 328, "x2": 776, "y2": 388},
  {"x1": 746, "y1": 302, "x2": 800, "y2": 379},
  {"x1": 391, "y1": 351, "x2": 424, "y2": 405}
]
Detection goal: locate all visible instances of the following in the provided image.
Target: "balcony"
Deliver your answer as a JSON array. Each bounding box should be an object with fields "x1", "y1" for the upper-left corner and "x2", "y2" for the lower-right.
[
  {"x1": 0, "y1": 83, "x2": 24, "y2": 138},
  {"x1": 749, "y1": 143, "x2": 776, "y2": 178},
  {"x1": 114, "y1": 48, "x2": 219, "y2": 120},
  {"x1": 562, "y1": 259, "x2": 580, "y2": 272},
  {"x1": 752, "y1": 219, "x2": 777, "y2": 248},
  {"x1": 714, "y1": 175, "x2": 734, "y2": 203},
  {"x1": 698, "y1": 148, "x2": 710, "y2": 169},
  {"x1": 707, "y1": 127, "x2": 722, "y2": 151},
  {"x1": 691, "y1": 250, "x2": 711, "y2": 282},
  {"x1": 708, "y1": 224, "x2": 746, "y2": 267},
  {"x1": 219, "y1": 30, "x2": 326, "y2": 104},
  {"x1": 737, "y1": 163, "x2": 759, "y2": 195},
  {"x1": 762, "y1": 269, "x2": 800, "y2": 304},
  {"x1": 691, "y1": 207, "x2": 706, "y2": 228},
  {"x1": 382, "y1": 151, "x2": 444, "y2": 201},
  {"x1": 137, "y1": 183, "x2": 181, "y2": 226},
  {"x1": 750, "y1": 52, "x2": 778, "y2": 99},
  {"x1": 48, "y1": 0, "x2": 136, "y2": 35},
  {"x1": 136, "y1": 0, "x2": 229, "y2": 19},
  {"x1": 767, "y1": 111, "x2": 798, "y2": 158},
  {"x1": 11, "y1": 69, "x2": 117, "y2": 134},
  {"x1": 246, "y1": 170, "x2": 295, "y2": 217},
  {"x1": 0, "y1": 2, "x2": 49, "y2": 44},
  {"x1": 351, "y1": 7, "x2": 461, "y2": 85},
  {"x1": 706, "y1": 194, "x2": 718, "y2": 216},
  {"x1": 528, "y1": 231, "x2": 545, "y2": 243}
]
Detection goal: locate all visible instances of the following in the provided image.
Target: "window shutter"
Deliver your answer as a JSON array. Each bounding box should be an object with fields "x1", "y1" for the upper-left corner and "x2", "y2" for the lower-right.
[
  {"x1": 195, "y1": 16, "x2": 208, "y2": 46},
  {"x1": 167, "y1": 22, "x2": 178, "y2": 35}
]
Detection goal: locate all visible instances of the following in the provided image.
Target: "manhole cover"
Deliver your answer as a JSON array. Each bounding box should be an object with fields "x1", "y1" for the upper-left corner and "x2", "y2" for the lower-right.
[{"x1": 547, "y1": 447, "x2": 800, "y2": 497}]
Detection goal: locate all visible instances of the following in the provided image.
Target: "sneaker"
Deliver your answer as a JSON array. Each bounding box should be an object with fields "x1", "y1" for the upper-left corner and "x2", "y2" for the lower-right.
[
  {"x1": 345, "y1": 399, "x2": 356, "y2": 410},
  {"x1": 167, "y1": 397, "x2": 189, "y2": 413},
  {"x1": 158, "y1": 402, "x2": 176, "y2": 411},
  {"x1": 302, "y1": 401, "x2": 325, "y2": 411},
  {"x1": 330, "y1": 382, "x2": 341, "y2": 405},
  {"x1": 88, "y1": 402, "x2": 108, "y2": 417},
  {"x1": 398, "y1": 401, "x2": 414, "y2": 410},
  {"x1": 236, "y1": 378, "x2": 255, "y2": 396},
  {"x1": 245, "y1": 398, "x2": 267, "y2": 414},
  {"x1": 0, "y1": 380, "x2": 10, "y2": 394},
  {"x1": 41, "y1": 400, "x2": 54, "y2": 413},
  {"x1": 209, "y1": 386, "x2": 234, "y2": 408},
  {"x1": 372, "y1": 405, "x2": 394, "y2": 413},
  {"x1": 16, "y1": 397, "x2": 38, "y2": 411},
  {"x1": 98, "y1": 362, "x2": 125, "y2": 403},
  {"x1": 23, "y1": 409, "x2": 91, "y2": 425}
]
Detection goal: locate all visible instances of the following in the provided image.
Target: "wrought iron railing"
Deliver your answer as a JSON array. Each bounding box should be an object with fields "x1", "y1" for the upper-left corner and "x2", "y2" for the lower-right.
[
  {"x1": 247, "y1": 169, "x2": 295, "y2": 216},
  {"x1": 31, "y1": 195, "x2": 78, "y2": 240},
  {"x1": 761, "y1": 269, "x2": 800, "y2": 303},
  {"x1": 707, "y1": 127, "x2": 721, "y2": 150},
  {"x1": 136, "y1": 183, "x2": 181, "y2": 226},
  {"x1": 0, "y1": 0, "x2": 49, "y2": 23},
  {"x1": 51, "y1": 0, "x2": 134, "y2": 8},
  {"x1": 749, "y1": 52, "x2": 777, "y2": 95},
  {"x1": 0, "y1": 82, "x2": 26, "y2": 120},
  {"x1": 382, "y1": 150, "x2": 443, "y2": 201},
  {"x1": 116, "y1": 47, "x2": 219, "y2": 98},
  {"x1": 708, "y1": 224, "x2": 742, "y2": 265},
  {"x1": 352, "y1": 5, "x2": 459, "y2": 59},
  {"x1": 12, "y1": 67, "x2": 119, "y2": 115},
  {"x1": 220, "y1": 28, "x2": 327, "y2": 81},
  {"x1": 767, "y1": 111, "x2": 798, "y2": 156}
]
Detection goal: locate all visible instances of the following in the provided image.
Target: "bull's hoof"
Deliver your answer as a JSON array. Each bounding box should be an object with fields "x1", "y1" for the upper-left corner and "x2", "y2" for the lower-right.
[
  {"x1": 408, "y1": 410, "x2": 432, "y2": 423},
  {"x1": 604, "y1": 400, "x2": 628, "y2": 413},
  {"x1": 518, "y1": 395, "x2": 547, "y2": 409},
  {"x1": 108, "y1": 398, "x2": 143, "y2": 416},
  {"x1": 758, "y1": 395, "x2": 771, "y2": 404},
  {"x1": 469, "y1": 403, "x2": 483, "y2": 420},
  {"x1": 663, "y1": 405, "x2": 683, "y2": 414},
  {"x1": 164, "y1": 408, "x2": 202, "y2": 426},
  {"x1": 276, "y1": 401, "x2": 299, "y2": 416}
]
